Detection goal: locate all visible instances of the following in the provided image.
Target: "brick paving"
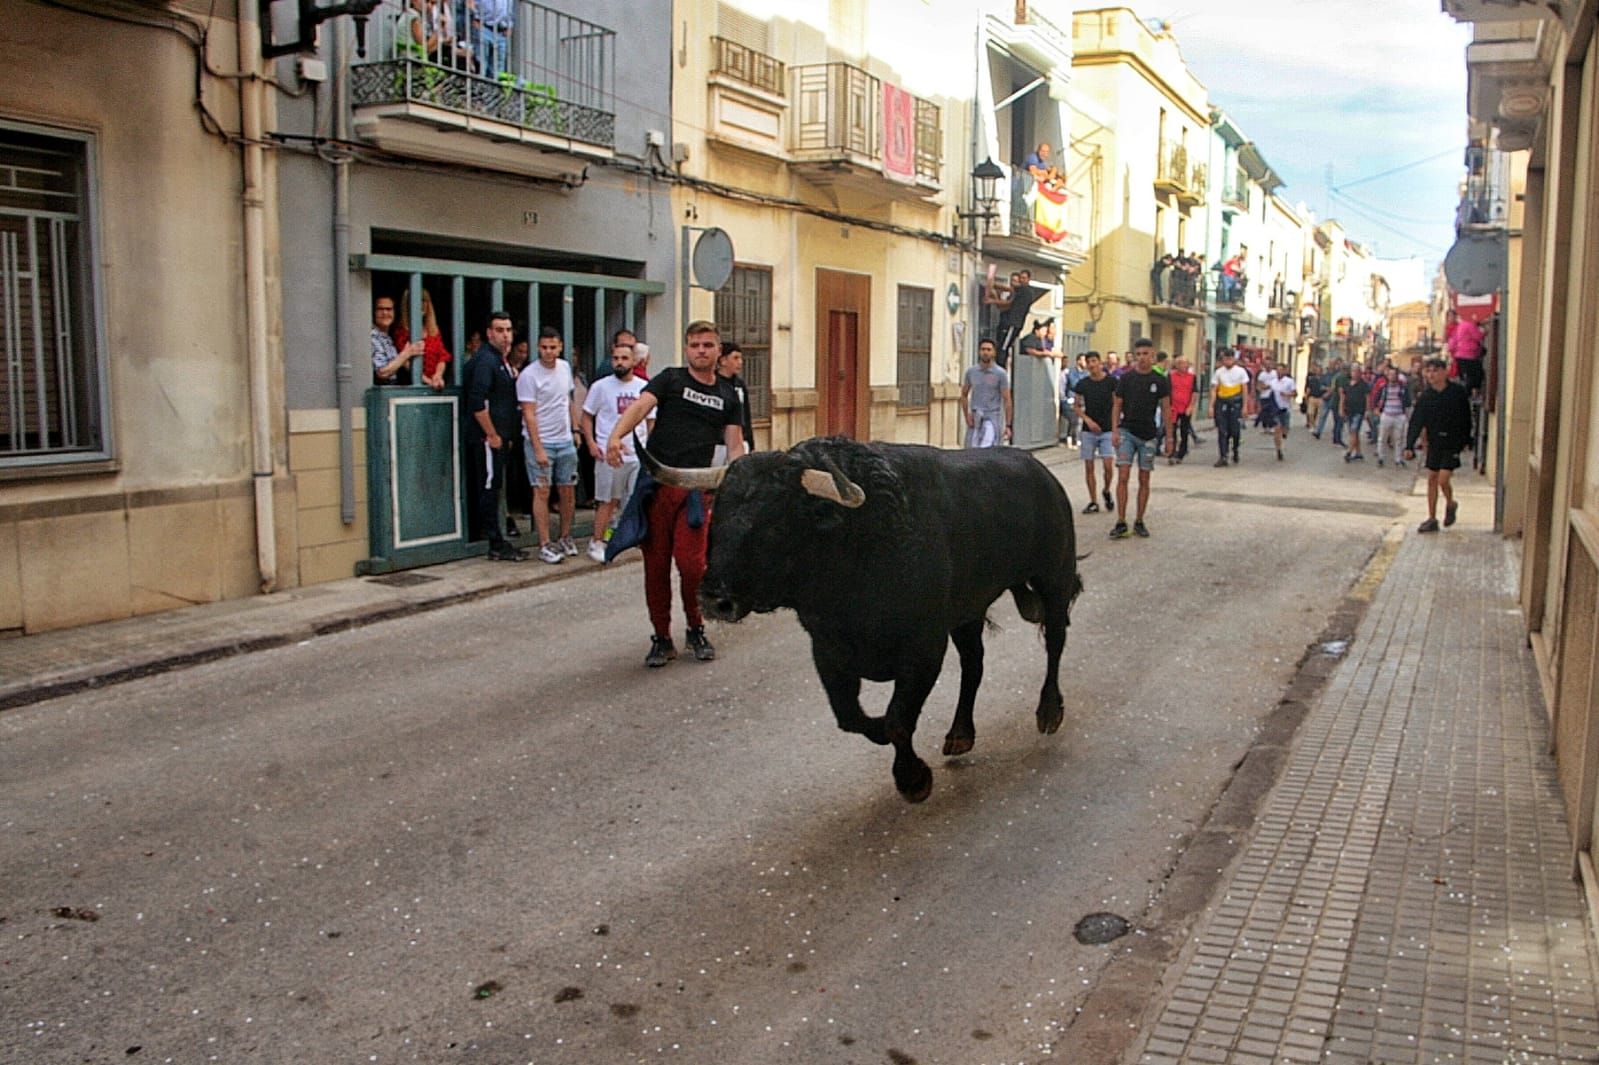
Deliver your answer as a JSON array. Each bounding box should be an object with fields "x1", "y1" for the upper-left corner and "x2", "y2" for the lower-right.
[{"x1": 1135, "y1": 510, "x2": 1599, "y2": 1065}]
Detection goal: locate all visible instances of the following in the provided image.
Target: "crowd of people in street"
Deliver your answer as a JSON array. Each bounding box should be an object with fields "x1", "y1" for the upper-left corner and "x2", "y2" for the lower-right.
[{"x1": 1045, "y1": 334, "x2": 1482, "y2": 538}]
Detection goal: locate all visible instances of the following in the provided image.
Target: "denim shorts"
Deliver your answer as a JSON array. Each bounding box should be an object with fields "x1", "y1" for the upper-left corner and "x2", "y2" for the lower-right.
[
  {"x1": 1080, "y1": 430, "x2": 1114, "y2": 460},
  {"x1": 1115, "y1": 432, "x2": 1159, "y2": 471},
  {"x1": 527, "y1": 439, "x2": 578, "y2": 487}
]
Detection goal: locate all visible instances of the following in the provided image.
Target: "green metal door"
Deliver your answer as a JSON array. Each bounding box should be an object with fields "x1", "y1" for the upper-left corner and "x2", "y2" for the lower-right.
[{"x1": 362, "y1": 387, "x2": 478, "y2": 573}]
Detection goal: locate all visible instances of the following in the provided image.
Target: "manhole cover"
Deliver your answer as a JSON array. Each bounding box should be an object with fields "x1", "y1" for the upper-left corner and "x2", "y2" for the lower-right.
[
  {"x1": 366, "y1": 572, "x2": 442, "y2": 588},
  {"x1": 1074, "y1": 912, "x2": 1131, "y2": 945}
]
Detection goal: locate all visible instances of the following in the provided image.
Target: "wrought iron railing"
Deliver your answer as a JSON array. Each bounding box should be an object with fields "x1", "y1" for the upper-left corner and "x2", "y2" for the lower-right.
[
  {"x1": 791, "y1": 62, "x2": 941, "y2": 183},
  {"x1": 1222, "y1": 183, "x2": 1249, "y2": 211},
  {"x1": 351, "y1": 0, "x2": 616, "y2": 149},
  {"x1": 1156, "y1": 140, "x2": 1188, "y2": 189},
  {"x1": 711, "y1": 36, "x2": 785, "y2": 97},
  {"x1": 1188, "y1": 161, "x2": 1207, "y2": 202}
]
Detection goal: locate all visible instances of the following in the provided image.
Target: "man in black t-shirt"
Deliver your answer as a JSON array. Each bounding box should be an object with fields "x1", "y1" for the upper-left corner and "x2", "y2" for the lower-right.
[
  {"x1": 1072, "y1": 351, "x2": 1118, "y2": 515},
  {"x1": 985, "y1": 269, "x2": 1039, "y2": 368},
  {"x1": 462, "y1": 310, "x2": 528, "y2": 562},
  {"x1": 1339, "y1": 364, "x2": 1372, "y2": 462},
  {"x1": 1108, "y1": 338, "x2": 1172, "y2": 539},
  {"x1": 606, "y1": 320, "x2": 747, "y2": 667}
]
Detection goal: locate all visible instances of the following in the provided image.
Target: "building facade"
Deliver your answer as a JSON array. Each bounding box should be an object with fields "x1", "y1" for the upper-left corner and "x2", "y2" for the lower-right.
[
  {"x1": 0, "y1": 1, "x2": 285, "y2": 634},
  {"x1": 1444, "y1": 0, "x2": 1599, "y2": 913}
]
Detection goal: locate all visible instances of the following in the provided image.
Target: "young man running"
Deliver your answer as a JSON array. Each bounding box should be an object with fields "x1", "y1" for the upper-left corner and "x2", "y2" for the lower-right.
[
  {"x1": 1340, "y1": 364, "x2": 1372, "y2": 462},
  {"x1": 1404, "y1": 357, "x2": 1473, "y2": 532},
  {"x1": 1109, "y1": 339, "x2": 1173, "y2": 539},
  {"x1": 1072, "y1": 351, "x2": 1117, "y2": 514},
  {"x1": 1209, "y1": 348, "x2": 1249, "y2": 466}
]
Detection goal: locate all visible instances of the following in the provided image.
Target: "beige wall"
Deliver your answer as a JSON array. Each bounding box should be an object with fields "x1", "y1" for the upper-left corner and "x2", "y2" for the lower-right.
[
  {"x1": 288, "y1": 410, "x2": 368, "y2": 585},
  {"x1": 0, "y1": 4, "x2": 291, "y2": 633}
]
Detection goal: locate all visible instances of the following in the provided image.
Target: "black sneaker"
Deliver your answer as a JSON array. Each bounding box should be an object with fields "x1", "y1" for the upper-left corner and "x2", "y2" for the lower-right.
[
  {"x1": 1444, "y1": 500, "x2": 1459, "y2": 527},
  {"x1": 686, "y1": 626, "x2": 716, "y2": 662},
  {"x1": 505, "y1": 516, "x2": 521, "y2": 538},
  {"x1": 487, "y1": 543, "x2": 528, "y2": 562},
  {"x1": 1231, "y1": 453, "x2": 1240, "y2": 464},
  {"x1": 1417, "y1": 518, "x2": 1440, "y2": 534},
  {"x1": 1102, "y1": 488, "x2": 1114, "y2": 512},
  {"x1": 1133, "y1": 520, "x2": 1150, "y2": 538},
  {"x1": 1214, "y1": 457, "x2": 1229, "y2": 468},
  {"x1": 645, "y1": 635, "x2": 677, "y2": 667},
  {"x1": 1109, "y1": 521, "x2": 1130, "y2": 540},
  {"x1": 1082, "y1": 501, "x2": 1101, "y2": 514}
]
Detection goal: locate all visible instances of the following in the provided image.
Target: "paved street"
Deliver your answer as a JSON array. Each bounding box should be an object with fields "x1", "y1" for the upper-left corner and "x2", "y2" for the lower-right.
[{"x1": 0, "y1": 429, "x2": 1485, "y2": 1064}]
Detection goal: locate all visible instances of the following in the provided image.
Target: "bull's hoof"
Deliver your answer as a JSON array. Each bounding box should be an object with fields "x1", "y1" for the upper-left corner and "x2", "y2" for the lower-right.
[
  {"x1": 895, "y1": 761, "x2": 934, "y2": 803},
  {"x1": 942, "y1": 732, "x2": 974, "y2": 757},
  {"x1": 1036, "y1": 695, "x2": 1064, "y2": 735}
]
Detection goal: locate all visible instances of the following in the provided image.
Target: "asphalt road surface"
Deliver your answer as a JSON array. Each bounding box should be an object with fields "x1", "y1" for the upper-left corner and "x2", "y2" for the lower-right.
[{"x1": 2, "y1": 429, "x2": 1416, "y2": 1065}]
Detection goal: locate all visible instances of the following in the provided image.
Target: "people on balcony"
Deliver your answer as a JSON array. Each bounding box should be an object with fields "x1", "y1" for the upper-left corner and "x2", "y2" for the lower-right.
[
  {"x1": 1023, "y1": 142, "x2": 1052, "y2": 181},
  {"x1": 1152, "y1": 251, "x2": 1202, "y2": 309},
  {"x1": 474, "y1": 0, "x2": 514, "y2": 79}
]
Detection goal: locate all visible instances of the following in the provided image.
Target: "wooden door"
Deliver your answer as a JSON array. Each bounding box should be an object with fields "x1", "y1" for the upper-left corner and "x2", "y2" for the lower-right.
[{"x1": 815, "y1": 268, "x2": 870, "y2": 438}]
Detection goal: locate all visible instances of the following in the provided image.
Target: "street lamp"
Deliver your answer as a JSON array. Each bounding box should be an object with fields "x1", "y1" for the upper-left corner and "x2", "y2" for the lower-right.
[
  {"x1": 261, "y1": 0, "x2": 385, "y2": 59},
  {"x1": 955, "y1": 158, "x2": 1006, "y2": 238}
]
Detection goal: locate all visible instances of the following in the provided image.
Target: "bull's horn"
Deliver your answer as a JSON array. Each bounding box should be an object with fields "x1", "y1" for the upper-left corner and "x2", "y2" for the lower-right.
[
  {"x1": 800, "y1": 461, "x2": 866, "y2": 508},
  {"x1": 640, "y1": 444, "x2": 729, "y2": 491}
]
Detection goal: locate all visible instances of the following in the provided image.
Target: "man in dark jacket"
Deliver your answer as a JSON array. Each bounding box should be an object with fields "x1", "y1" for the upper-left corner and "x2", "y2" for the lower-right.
[
  {"x1": 1404, "y1": 357, "x2": 1474, "y2": 533},
  {"x1": 462, "y1": 311, "x2": 528, "y2": 561}
]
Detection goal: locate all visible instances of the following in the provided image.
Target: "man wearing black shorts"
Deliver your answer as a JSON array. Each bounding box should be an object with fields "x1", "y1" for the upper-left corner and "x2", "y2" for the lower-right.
[
  {"x1": 606, "y1": 320, "x2": 747, "y2": 666},
  {"x1": 1404, "y1": 357, "x2": 1473, "y2": 533}
]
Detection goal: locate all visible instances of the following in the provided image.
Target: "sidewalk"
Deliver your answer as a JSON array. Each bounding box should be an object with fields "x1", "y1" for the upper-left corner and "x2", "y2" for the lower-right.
[{"x1": 1128, "y1": 476, "x2": 1599, "y2": 1064}]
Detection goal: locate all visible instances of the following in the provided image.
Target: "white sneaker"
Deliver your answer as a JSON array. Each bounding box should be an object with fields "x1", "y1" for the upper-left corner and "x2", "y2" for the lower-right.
[
  {"x1": 559, "y1": 536, "x2": 578, "y2": 557},
  {"x1": 538, "y1": 542, "x2": 564, "y2": 564},
  {"x1": 587, "y1": 539, "x2": 607, "y2": 563}
]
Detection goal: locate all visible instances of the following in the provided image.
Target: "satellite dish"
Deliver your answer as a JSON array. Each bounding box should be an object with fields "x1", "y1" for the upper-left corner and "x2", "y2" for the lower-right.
[
  {"x1": 1444, "y1": 231, "x2": 1506, "y2": 297},
  {"x1": 691, "y1": 228, "x2": 735, "y2": 291}
]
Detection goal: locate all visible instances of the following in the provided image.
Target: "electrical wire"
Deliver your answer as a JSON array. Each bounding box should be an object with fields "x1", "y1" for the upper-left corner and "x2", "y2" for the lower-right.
[{"x1": 1330, "y1": 148, "x2": 1458, "y2": 192}]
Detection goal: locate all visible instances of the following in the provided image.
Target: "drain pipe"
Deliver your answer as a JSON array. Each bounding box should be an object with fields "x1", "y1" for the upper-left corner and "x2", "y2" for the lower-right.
[
  {"x1": 332, "y1": 26, "x2": 356, "y2": 524},
  {"x1": 238, "y1": 4, "x2": 279, "y2": 591}
]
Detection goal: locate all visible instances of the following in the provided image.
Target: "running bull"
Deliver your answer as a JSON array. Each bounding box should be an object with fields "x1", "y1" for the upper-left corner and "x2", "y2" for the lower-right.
[{"x1": 643, "y1": 436, "x2": 1082, "y2": 803}]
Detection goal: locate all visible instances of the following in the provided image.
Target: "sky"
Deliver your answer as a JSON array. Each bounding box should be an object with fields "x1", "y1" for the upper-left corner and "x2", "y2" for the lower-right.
[{"x1": 1154, "y1": 1, "x2": 1472, "y2": 273}]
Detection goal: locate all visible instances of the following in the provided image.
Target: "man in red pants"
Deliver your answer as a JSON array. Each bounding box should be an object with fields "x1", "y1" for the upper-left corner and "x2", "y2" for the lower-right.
[{"x1": 604, "y1": 320, "x2": 747, "y2": 666}]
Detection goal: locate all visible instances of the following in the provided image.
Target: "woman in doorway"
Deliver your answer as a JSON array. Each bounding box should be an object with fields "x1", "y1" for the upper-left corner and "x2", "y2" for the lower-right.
[{"x1": 393, "y1": 289, "x2": 454, "y2": 390}]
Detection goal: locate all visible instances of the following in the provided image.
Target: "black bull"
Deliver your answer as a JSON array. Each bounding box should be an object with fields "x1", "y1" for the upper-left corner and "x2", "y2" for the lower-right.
[{"x1": 644, "y1": 436, "x2": 1082, "y2": 803}]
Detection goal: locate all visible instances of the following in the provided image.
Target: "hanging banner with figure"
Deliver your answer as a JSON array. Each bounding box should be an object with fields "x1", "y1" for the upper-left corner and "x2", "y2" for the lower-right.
[
  {"x1": 1031, "y1": 179, "x2": 1069, "y2": 243},
  {"x1": 881, "y1": 82, "x2": 914, "y2": 183}
]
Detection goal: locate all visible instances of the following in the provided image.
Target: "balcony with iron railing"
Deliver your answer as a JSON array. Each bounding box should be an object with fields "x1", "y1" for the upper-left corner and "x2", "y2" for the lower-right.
[
  {"x1": 706, "y1": 36, "x2": 788, "y2": 156},
  {"x1": 349, "y1": 0, "x2": 616, "y2": 162},
  {"x1": 712, "y1": 36, "x2": 785, "y2": 97},
  {"x1": 1154, "y1": 140, "x2": 1189, "y2": 197},
  {"x1": 990, "y1": 166, "x2": 1086, "y2": 267},
  {"x1": 789, "y1": 62, "x2": 941, "y2": 193},
  {"x1": 1185, "y1": 161, "x2": 1207, "y2": 207},
  {"x1": 1221, "y1": 176, "x2": 1249, "y2": 213}
]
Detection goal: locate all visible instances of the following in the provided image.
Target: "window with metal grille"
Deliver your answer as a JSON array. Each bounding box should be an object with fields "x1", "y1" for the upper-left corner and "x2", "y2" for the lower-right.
[
  {"x1": 712, "y1": 265, "x2": 771, "y2": 421},
  {"x1": 896, "y1": 285, "x2": 932, "y2": 408},
  {"x1": 0, "y1": 122, "x2": 106, "y2": 468}
]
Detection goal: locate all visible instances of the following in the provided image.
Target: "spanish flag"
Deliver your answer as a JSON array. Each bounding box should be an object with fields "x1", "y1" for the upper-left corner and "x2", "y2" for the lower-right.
[{"x1": 1031, "y1": 180, "x2": 1069, "y2": 244}]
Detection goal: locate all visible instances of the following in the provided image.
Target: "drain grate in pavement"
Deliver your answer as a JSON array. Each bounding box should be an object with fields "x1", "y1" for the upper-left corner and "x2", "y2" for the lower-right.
[
  {"x1": 365, "y1": 572, "x2": 443, "y2": 588},
  {"x1": 1186, "y1": 492, "x2": 1403, "y2": 518},
  {"x1": 1073, "y1": 912, "x2": 1131, "y2": 945}
]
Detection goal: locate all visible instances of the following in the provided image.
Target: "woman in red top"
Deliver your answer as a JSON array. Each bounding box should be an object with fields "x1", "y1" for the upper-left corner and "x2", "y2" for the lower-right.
[{"x1": 394, "y1": 289, "x2": 453, "y2": 390}]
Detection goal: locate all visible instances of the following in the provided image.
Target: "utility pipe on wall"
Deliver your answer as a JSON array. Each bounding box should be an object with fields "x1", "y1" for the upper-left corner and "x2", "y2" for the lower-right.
[
  {"x1": 238, "y1": 3, "x2": 279, "y2": 591},
  {"x1": 332, "y1": 25, "x2": 356, "y2": 525}
]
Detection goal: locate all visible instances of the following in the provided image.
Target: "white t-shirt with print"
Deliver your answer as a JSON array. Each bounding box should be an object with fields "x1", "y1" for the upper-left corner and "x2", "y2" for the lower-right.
[
  {"x1": 1271, "y1": 374, "x2": 1298, "y2": 411},
  {"x1": 515, "y1": 358, "x2": 574, "y2": 444},
  {"x1": 1211, "y1": 364, "x2": 1251, "y2": 400},
  {"x1": 582, "y1": 373, "x2": 649, "y2": 458},
  {"x1": 1256, "y1": 368, "x2": 1279, "y2": 398}
]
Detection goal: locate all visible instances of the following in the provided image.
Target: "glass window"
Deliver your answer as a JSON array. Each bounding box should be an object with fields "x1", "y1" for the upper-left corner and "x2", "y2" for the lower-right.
[
  {"x1": 0, "y1": 122, "x2": 107, "y2": 469},
  {"x1": 896, "y1": 285, "x2": 932, "y2": 409},
  {"x1": 713, "y1": 265, "x2": 771, "y2": 421}
]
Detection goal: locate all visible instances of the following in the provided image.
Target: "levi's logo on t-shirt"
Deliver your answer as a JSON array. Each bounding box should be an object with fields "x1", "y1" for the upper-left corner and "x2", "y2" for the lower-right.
[{"x1": 682, "y1": 387, "x2": 725, "y2": 411}]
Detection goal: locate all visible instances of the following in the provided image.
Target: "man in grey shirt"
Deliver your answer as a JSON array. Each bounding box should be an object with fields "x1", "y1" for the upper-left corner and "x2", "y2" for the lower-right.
[{"x1": 961, "y1": 338, "x2": 1012, "y2": 448}]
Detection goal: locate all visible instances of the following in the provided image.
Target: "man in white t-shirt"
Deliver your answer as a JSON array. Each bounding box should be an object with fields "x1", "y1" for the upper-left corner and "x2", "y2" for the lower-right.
[
  {"x1": 1254, "y1": 358, "x2": 1280, "y2": 436},
  {"x1": 1269, "y1": 368, "x2": 1298, "y2": 461},
  {"x1": 581, "y1": 341, "x2": 651, "y2": 562},
  {"x1": 516, "y1": 327, "x2": 582, "y2": 564},
  {"x1": 1208, "y1": 349, "x2": 1251, "y2": 466}
]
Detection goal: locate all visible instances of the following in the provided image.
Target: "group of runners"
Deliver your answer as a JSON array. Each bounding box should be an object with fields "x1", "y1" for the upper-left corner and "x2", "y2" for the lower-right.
[{"x1": 1044, "y1": 342, "x2": 1478, "y2": 537}]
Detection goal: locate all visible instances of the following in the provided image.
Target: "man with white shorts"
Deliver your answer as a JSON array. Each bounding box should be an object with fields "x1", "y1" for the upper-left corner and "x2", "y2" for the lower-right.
[
  {"x1": 582, "y1": 341, "x2": 651, "y2": 561},
  {"x1": 961, "y1": 338, "x2": 1012, "y2": 448}
]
